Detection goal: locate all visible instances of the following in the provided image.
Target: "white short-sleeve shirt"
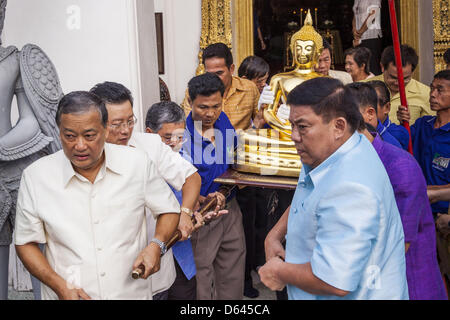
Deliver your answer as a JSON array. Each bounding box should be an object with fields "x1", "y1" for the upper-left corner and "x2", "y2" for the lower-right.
[
  {"x1": 128, "y1": 131, "x2": 197, "y2": 294},
  {"x1": 353, "y1": 0, "x2": 382, "y2": 41},
  {"x1": 14, "y1": 143, "x2": 180, "y2": 300}
]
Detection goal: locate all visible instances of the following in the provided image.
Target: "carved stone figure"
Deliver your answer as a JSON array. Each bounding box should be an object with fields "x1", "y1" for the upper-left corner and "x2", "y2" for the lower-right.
[{"x1": 0, "y1": 0, "x2": 62, "y2": 299}]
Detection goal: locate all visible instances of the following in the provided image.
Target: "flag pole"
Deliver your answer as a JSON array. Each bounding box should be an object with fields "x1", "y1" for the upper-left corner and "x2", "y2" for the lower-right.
[{"x1": 388, "y1": 0, "x2": 413, "y2": 154}]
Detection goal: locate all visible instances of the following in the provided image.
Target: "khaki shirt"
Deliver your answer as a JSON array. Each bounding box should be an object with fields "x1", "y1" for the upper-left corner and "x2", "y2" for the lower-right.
[
  {"x1": 181, "y1": 76, "x2": 260, "y2": 130},
  {"x1": 15, "y1": 143, "x2": 180, "y2": 300},
  {"x1": 366, "y1": 74, "x2": 434, "y2": 125}
]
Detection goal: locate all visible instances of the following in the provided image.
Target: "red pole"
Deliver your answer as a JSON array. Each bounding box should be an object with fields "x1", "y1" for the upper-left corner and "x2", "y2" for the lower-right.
[{"x1": 388, "y1": 0, "x2": 413, "y2": 154}]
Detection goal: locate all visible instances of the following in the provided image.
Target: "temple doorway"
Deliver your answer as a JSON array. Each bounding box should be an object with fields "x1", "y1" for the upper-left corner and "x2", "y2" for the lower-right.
[{"x1": 253, "y1": 0, "x2": 396, "y2": 78}]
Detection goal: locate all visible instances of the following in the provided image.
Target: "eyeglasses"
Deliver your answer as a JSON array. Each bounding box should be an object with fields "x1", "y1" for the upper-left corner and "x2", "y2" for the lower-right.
[
  {"x1": 162, "y1": 134, "x2": 185, "y2": 144},
  {"x1": 108, "y1": 116, "x2": 137, "y2": 131}
]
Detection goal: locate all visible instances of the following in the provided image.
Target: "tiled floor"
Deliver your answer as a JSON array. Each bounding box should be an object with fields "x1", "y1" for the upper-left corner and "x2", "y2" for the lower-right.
[
  {"x1": 8, "y1": 270, "x2": 276, "y2": 300},
  {"x1": 243, "y1": 270, "x2": 276, "y2": 300}
]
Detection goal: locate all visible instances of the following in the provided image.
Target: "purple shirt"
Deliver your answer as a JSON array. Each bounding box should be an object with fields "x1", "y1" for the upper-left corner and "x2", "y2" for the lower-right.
[{"x1": 372, "y1": 134, "x2": 447, "y2": 300}]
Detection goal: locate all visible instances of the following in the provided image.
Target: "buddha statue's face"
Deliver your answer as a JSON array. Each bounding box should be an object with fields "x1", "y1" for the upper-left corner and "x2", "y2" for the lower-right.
[{"x1": 294, "y1": 40, "x2": 316, "y2": 65}]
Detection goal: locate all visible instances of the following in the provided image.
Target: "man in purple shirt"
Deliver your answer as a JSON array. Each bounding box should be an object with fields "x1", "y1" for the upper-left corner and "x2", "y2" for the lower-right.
[
  {"x1": 348, "y1": 83, "x2": 446, "y2": 299},
  {"x1": 363, "y1": 127, "x2": 446, "y2": 299}
]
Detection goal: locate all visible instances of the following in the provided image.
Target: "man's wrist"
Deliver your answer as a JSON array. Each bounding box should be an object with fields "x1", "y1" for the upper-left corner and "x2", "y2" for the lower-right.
[
  {"x1": 150, "y1": 238, "x2": 167, "y2": 255},
  {"x1": 181, "y1": 207, "x2": 194, "y2": 218}
]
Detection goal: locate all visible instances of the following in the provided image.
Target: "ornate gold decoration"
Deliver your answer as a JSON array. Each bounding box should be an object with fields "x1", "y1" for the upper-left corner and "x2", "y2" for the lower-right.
[
  {"x1": 400, "y1": 0, "x2": 420, "y2": 80},
  {"x1": 433, "y1": 0, "x2": 449, "y2": 72},
  {"x1": 263, "y1": 9, "x2": 324, "y2": 139},
  {"x1": 234, "y1": 11, "x2": 324, "y2": 178},
  {"x1": 232, "y1": 0, "x2": 254, "y2": 68},
  {"x1": 196, "y1": 0, "x2": 232, "y2": 75},
  {"x1": 289, "y1": 12, "x2": 324, "y2": 63}
]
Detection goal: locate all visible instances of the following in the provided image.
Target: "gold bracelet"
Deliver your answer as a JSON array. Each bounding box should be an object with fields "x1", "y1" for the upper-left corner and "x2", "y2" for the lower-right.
[{"x1": 180, "y1": 207, "x2": 194, "y2": 218}]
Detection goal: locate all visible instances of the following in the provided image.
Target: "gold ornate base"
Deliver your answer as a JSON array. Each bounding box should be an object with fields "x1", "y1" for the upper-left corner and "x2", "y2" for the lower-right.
[
  {"x1": 233, "y1": 162, "x2": 301, "y2": 178},
  {"x1": 235, "y1": 128, "x2": 301, "y2": 178}
]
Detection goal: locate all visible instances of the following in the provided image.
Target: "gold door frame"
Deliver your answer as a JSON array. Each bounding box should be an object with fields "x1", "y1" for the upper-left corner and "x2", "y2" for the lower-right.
[
  {"x1": 433, "y1": 0, "x2": 449, "y2": 72},
  {"x1": 232, "y1": 0, "x2": 254, "y2": 68},
  {"x1": 399, "y1": 0, "x2": 420, "y2": 80},
  {"x1": 195, "y1": 0, "x2": 233, "y2": 75}
]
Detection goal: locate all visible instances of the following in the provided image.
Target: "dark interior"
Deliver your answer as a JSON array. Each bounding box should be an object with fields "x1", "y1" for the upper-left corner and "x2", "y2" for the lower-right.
[{"x1": 253, "y1": 0, "x2": 394, "y2": 78}]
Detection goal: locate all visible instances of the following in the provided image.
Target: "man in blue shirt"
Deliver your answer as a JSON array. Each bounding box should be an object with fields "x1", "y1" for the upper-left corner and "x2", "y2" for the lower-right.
[
  {"x1": 348, "y1": 82, "x2": 403, "y2": 149},
  {"x1": 368, "y1": 80, "x2": 410, "y2": 150},
  {"x1": 259, "y1": 77, "x2": 408, "y2": 300},
  {"x1": 398, "y1": 70, "x2": 450, "y2": 216},
  {"x1": 180, "y1": 73, "x2": 246, "y2": 300}
]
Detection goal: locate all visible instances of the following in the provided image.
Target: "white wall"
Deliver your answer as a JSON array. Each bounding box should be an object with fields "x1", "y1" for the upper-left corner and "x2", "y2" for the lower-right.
[
  {"x1": 154, "y1": 0, "x2": 202, "y2": 104},
  {"x1": 3, "y1": 0, "x2": 159, "y2": 291},
  {"x1": 3, "y1": 0, "x2": 159, "y2": 131}
]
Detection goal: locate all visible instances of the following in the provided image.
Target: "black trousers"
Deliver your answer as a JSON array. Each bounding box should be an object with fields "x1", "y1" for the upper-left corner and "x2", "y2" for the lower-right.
[
  {"x1": 237, "y1": 186, "x2": 294, "y2": 300},
  {"x1": 168, "y1": 259, "x2": 197, "y2": 300},
  {"x1": 153, "y1": 259, "x2": 197, "y2": 300},
  {"x1": 236, "y1": 187, "x2": 272, "y2": 289},
  {"x1": 269, "y1": 189, "x2": 295, "y2": 301},
  {"x1": 360, "y1": 37, "x2": 383, "y2": 76}
]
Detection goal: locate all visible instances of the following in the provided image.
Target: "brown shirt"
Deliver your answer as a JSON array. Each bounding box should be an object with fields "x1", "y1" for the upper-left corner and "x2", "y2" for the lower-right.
[{"x1": 181, "y1": 76, "x2": 260, "y2": 130}]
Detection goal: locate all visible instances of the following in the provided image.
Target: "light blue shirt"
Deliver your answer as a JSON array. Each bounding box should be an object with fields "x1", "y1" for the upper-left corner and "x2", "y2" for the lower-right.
[{"x1": 285, "y1": 132, "x2": 409, "y2": 300}]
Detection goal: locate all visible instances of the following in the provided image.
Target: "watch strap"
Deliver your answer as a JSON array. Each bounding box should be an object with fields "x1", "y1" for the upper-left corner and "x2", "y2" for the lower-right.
[
  {"x1": 150, "y1": 238, "x2": 167, "y2": 256},
  {"x1": 180, "y1": 207, "x2": 194, "y2": 218}
]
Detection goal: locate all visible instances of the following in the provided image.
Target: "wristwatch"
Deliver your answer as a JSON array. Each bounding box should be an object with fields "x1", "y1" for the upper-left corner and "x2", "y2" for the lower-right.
[
  {"x1": 150, "y1": 238, "x2": 167, "y2": 256},
  {"x1": 180, "y1": 207, "x2": 194, "y2": 218}
]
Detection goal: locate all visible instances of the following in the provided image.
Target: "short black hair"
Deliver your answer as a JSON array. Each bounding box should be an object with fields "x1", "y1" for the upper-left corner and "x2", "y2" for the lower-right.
[
  {"x1": 238, "y1": 56, "x2": 269, "y2": 80},
  {"x1": 367, "y1": 80, "x2": 390, "y2": 106},
  {"x1": 444, "y1": 48, "x2": 450, "y2": 65},
  {"x1": 346, "y1": 82, "x2": 379, "y2": 113},
  {"x1": 90, "y1": 81, "x2": 134, "y2": 107},
  {"x1": 287, "y1": 77, "x2": 362, "y2": 133},
  {"x1": 344, "y1": 46, "x2": 371, "y2": 75},
  {"x1": 56, "y1": 91, "x2": 108, "y2": 127},
  {"x1": 188, "y1": 73, "x2": 225, "y2": 102},
  {"x1": 145, "y1": 101, "x2": 185, "y2": 132},
  {"x1": 381, "y1": 44, "x2": 419, "y2": 72},
  {"x1": 434, "y1": 69, "x2": 450, "y2": 81},
  {"x1": 202, "y1": 43, "x2": 233, "y2": 69},
  {"x1": 322, "y1": 38, "x2": 333, "y2": 56}
]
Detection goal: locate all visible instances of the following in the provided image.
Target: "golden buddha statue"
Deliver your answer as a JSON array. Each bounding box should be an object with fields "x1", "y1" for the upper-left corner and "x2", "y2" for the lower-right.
[{"x1": 234, "y1": 10, "x2": 324, "y2": 177}]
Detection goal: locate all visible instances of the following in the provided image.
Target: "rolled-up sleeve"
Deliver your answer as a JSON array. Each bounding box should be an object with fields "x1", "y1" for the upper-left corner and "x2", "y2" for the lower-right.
[
  {"x1": 310, "y1": 182, "x2": 380, "y2": 292},
  {"x1": 14, "y1": 171, "x2": 46, "y2": 245},
  {"x1": 144, "y1": 158, "x2": 180, "y2": 219},
  {"x1": 156, "y1": 140, "x2": 197, "y2": 191}
]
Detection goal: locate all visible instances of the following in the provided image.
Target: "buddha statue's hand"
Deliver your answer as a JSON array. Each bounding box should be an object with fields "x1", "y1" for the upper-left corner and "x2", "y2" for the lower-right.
[
  {"x1": 257, "y1": 85, "x2": 275, "y2": 111},
  {"x1": 276, "y1": 104, "x2": 291, "y2": 123}
]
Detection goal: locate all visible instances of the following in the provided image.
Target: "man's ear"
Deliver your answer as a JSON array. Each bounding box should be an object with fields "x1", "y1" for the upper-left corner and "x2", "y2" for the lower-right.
[
  {"x1": 385, "y1": 102, "x2": 391, "y2": 113},
  {"x1": 145, "y1": 127, "x2": 153, "y2": 133},
  {"x1": 230, "y1": 64, "x2": 235, "y2": 75},
  {"x1": 334, "y1": 117, "x2": 347, "y2": 139},
  {"x1": 380, "y1": 63, "x2": 385, "y2": 73}
]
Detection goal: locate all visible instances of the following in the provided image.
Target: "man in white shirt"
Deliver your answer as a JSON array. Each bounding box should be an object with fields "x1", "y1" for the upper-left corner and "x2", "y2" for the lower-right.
[
  {"x1": 353, "y1": 0, "x2": 383, "y2": 75},
  {"x1": 89, "y1": 82, "x2": 214, "y2": 299},
  {"x1": 14, "y1": 91, "x2": 180, "y2": 300},
  {"x1": 315, "y1": 40, "x2": 353, "y2": 85}
]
